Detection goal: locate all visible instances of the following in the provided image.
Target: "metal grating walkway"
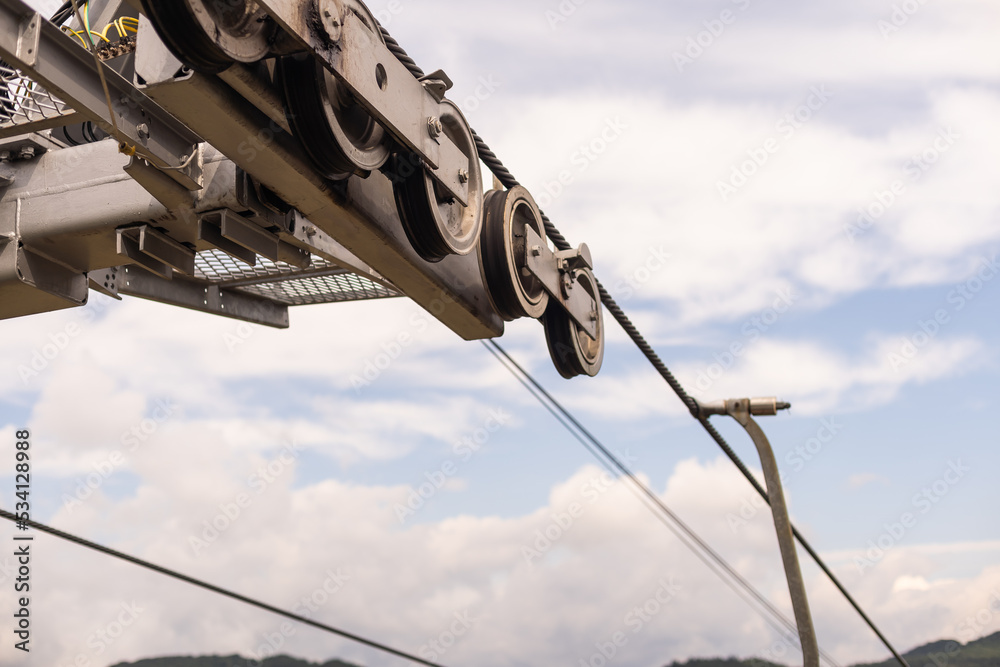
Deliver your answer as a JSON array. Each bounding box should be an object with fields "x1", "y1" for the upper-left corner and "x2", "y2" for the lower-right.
[
  {"x1": 0, "y1": 61, "x2": 77, "y2": 135},
  {"x1": 194, "y1": 249, "x2": 399, "y2": 306}
]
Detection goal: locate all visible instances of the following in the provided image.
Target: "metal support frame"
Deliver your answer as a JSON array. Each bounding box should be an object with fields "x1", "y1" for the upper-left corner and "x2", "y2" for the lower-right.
[
  {"x1": 0, "y1": 140, "x2": 232, "y2": 272},
  {"x1": 523, "y1": 225, "x2": 598, "y2": 339},
  {"x1": 0, "y1": 138, "x2": 397, "y2": 325},
  {"x1": 133, "y1": 22, "x2": 502, "y2": 340},
  {"x1": 217, "y1": 62, "x2": 292, "y2": 135},
  {"x1": 699, "y1": 397, "x2": 820, "y2": 667},
  {"x1": 118, "y1": 265, "x2": 290, "y2": 328},
  {"x1": 249, "y1": 0, "x2": 468, "y2": 200},
  {"x1": 0, "y1": 241, "x2": 89, "y2": 318},
  {"x1": 0, "y1": 1, "x2": 537, "y2": 342},
  {"x1": 0, "y1": 0, "x2": 203, "y2": 189}
]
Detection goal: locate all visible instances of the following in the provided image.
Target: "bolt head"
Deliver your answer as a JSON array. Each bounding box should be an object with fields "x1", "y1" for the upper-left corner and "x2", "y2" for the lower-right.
[
  {"x1": 320, "y1": 4, "x2": 343, "y2": 39},
  {"x1": 427, "y1": 117, "x2": 443, "y2": 139},
  {"x1": 458, "y1": 168, "x2": 469, "y2": 184}
]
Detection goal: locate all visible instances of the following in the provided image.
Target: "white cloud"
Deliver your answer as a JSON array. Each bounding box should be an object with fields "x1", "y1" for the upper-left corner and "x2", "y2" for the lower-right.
[
  {"x1": 3, "y1": 457, "x2": 998, "y2": 667},
  {"x1": 465, "y1": 84, "x2": 1000, "y2": 334},
  {"x1": 849, "y1": 473, "x2": 892, "y2": 489},
  {"x1": 677, "y1": 335, "x2": 982, "y2": 414},
  {"x1": 893, "y1": 575, "x2": 932, "y2": 592},
  {"x1": 3, "y1": 3, "x2": 999, "y2": 667}
]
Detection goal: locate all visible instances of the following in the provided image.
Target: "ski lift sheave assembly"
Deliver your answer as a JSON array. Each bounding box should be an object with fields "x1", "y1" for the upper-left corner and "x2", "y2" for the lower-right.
[
  {"x1": 0, "y1": 4, "x2": 917, "y2": 661},
  {"x1": 0, "y1": 0, "x2": 604, "y2": 379}
]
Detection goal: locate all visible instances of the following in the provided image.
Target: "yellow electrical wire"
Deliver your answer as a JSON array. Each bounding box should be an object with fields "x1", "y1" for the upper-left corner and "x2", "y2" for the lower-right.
[
  {"x1": 93, "y1": 16, "x2": 139, "y2": 42},
  {"x1": 69, "y1": 0, "x2": 136, "y2": 156},
  {"x1": 57, "y1": 1, "x2": 141, "y2": 155},
  {"x1": 119, "y1": 18, "x2": 138, "y2": 34},
  {"x1": 83, "y1": 29, "x2": 109, "y2": 43},
  {"x1": 61, "y1": 25, "x2": 89, "y2": 47},
  {"x1": 62, "y1": 15, "x2": 138, "y2": 47},
  {"x1": 97, "y1": 21, "x2": 117, "y2": 41},
  {"x1": 61, "y1": 26, "x2": 108, "y2": 46}
]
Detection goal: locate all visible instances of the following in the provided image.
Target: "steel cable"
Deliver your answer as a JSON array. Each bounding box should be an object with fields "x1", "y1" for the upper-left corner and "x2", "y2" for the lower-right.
[
  {"x1": 483, "y1": 341, "x2": 844, "y2": 666},
  {"x1": 0, "y1": 508, "x2": 448, "y2": 667},
  {"x1": 379, "y1": 23, "x2": 908, "y2": 667}
]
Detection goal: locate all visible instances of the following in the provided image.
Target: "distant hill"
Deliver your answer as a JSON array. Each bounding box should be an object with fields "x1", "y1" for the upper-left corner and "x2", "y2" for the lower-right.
[
  {"x1": 662, "y1": 659, "x2": 784, "y2": 667},
  {"x1": 108, "y1": 633, "x2": 1000, "y2": 667},
  {"x1": 851, "y1": 630, "x2": 1000, "y2": 667},
  {"x1": 660, "y1": 631, "x2": 1000, "y2": 667},
  {"x1": 109, "y1": 657, "x2": 360, "y2": 667}
]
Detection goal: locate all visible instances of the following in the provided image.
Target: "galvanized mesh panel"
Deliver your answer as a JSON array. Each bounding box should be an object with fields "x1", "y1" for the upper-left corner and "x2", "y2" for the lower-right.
[
  {"x1": 195, "y1": 248, "x2": 329, "y2": 284},
  {"x1": 194, "y1": 248, "x2": 398, "y2": 306},
  {"x1": 238, "y1": 272, "x2": 398, "y2": 305},
  {"x1": 0, "y1": 62, "x2": 73, "y2": 129}
]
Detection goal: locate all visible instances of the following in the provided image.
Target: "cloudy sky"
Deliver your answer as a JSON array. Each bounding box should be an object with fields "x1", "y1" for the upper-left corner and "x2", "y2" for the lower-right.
[{"x1": 2, "y1": 0, "x2": 999, "y2": 666}]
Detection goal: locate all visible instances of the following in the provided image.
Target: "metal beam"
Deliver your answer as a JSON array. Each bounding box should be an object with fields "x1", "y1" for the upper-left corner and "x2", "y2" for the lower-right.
[
  {"x1": 119, "y1": 265, "x2": 290, "y2": 329},
  {"x1": 0, "y1": 137, "x2": 404, "y2": 324},
  {"x1": 0, "y1": 140, "x2": 237, "y2": 273},
  {"x1": 0, "y1": 111, "x2": 84, "y2": 138},
  {"x1": 218, "y1": 63, "x2": 291, "y2": 135},
  {"x1": 135, "y1": 27, "x2": 503, "y2": 340},
  {"x1": 0, "y1": 241, "x2": 89, "y2": 318},
  {"x1": 0, "y1": 0, "x2": 202, "y2": 189},
  {"x1": 232, "y1": 169, "x2": 395, "y2": 291}
]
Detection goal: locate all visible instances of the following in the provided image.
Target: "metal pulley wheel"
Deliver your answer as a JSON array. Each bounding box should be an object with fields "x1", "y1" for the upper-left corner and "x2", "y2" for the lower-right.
[
  {"x1": 277, "y1": 0, "x2": 391, "y2": 179},
  {"x1": 543, "y1": 268, "x2": 605, "y2": 379},
  {"x1": 480, "y1": 186, "x2": 549, "y2": 320},
  {"x1": 278, "y1": 56, "x2": 391, "y2": 179},
  {"x1": 143, "y1": 0, "x2": 275, "y2": 73},
  {"x1": 393, "y1": 100, "x2": 484, "y2": 262}
]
